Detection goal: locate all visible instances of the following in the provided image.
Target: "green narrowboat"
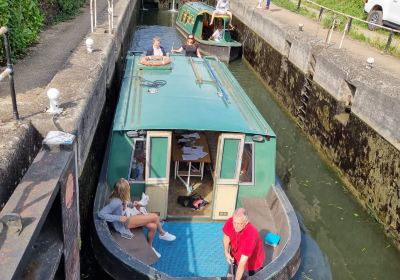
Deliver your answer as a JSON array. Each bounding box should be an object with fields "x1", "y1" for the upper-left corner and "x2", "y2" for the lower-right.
[
  {"x1": 92, "y1": 53, "x2": 300, "y2": 279},
  {"x1": 175, "y1": 2, "x2": 242, "y2": 62}
]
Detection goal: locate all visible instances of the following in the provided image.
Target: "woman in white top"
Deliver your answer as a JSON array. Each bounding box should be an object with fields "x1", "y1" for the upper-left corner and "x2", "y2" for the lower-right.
[{"x1": 210, "y1": 0, "x2": 233, "y2": 27}]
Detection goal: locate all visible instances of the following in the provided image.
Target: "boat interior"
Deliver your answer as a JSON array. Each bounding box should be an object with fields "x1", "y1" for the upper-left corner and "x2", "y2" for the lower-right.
[
  {"x1": 200, "y1": 14, "x2": 228, "y2": 41},
  {"x1": 128, "y1": 130, "x2": 255, "y2": 220}
]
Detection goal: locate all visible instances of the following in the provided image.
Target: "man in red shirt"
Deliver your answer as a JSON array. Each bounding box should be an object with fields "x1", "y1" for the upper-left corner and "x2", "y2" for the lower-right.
[{"x1": 222, "y1": 208, "x2": 265, "y2": 279}]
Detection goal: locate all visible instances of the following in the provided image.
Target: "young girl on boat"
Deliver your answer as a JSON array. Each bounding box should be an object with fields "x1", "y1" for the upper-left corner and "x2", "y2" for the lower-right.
[{"x1": 98, "y1": 178, "x2": 176, "y2": 258}]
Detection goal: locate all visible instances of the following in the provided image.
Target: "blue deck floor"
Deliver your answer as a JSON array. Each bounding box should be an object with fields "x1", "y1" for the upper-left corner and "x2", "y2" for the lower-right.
[{"x1": 151, "y1": 222, "x2": 227, "y2": 277}]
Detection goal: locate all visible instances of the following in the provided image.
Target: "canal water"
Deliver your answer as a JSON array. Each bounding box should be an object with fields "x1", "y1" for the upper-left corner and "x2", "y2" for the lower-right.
[{"x1": 91, "y1": 9, "x2": 400, "y2": 280}]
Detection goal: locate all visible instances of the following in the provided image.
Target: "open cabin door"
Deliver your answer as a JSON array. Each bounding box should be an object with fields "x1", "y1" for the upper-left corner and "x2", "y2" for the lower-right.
[
  {"x1": 212, "y1": 133, "x2": 245, "y2": 220},
  {"x1": 145, "y1": 131, "x2": 172, "y2": 219}
]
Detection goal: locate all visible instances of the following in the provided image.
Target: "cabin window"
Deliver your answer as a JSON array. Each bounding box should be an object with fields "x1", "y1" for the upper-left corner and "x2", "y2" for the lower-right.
[
  {"x1": 128, "y1": 138, "x2": 146, "y2": 182},
  {"x1": 239, "y1": 143, "x2": 254, "y2": 185}
]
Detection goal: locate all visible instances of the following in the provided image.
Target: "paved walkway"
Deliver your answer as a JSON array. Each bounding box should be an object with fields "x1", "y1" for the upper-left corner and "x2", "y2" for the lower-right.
[
  {"x1": 247, "y1": 0, "x2": 400, "y2": 76},
  {"x1": 0, "y1": 1, "x2": 109, "y2": 121}
]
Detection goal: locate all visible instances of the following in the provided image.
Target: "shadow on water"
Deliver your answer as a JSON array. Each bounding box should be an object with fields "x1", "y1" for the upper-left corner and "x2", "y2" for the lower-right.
[{"x1": 87, "y1": 9, "x2": 400, "y2": 280}]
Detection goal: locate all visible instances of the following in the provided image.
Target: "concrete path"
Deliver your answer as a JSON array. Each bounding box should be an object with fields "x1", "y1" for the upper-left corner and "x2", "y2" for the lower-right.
[
  {"x1": 246, "y1": 0, "x2": 400, "y2": 76},
  {"x1": 0, "y1": 1, "x2": 109, "y2": 117}
]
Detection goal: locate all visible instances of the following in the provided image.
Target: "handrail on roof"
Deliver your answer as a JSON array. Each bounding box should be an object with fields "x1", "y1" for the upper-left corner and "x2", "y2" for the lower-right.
[{"x1": 203, "y1": 58, "x2": 231, "y2": 106}]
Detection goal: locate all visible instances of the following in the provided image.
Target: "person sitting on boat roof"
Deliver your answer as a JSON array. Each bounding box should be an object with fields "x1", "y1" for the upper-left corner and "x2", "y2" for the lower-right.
[
  {"x1": 210, "y1": 0, "x2": 233, "y2": 28},
  {"x1": 146, "y1": 36, "x2": 166, "y2": 57},
  {"x1": 141, "y1": 36, "x2": 171, "y2": 66},
  {"x1": 223, "y1": 208, "x2": 265, "y2": 280},
  {"x1": 171, "y1": 34, "x2": 202, "y2": 58},
  {"x1": 98, "y1": 178, "x2": 176, "y2": 258}
]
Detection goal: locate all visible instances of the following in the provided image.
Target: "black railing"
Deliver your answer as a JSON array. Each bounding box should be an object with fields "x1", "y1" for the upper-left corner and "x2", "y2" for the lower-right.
[
  {"x1": 1, "y1": 26, "x2": 19, "y2": 120},
  {"x1": 296, "y1": 0, "x2": 400, "y2": 52}
]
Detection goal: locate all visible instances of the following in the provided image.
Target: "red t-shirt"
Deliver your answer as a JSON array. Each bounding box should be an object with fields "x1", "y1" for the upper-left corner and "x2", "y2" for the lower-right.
[{"x1": 222, "y1": 217, "x2": 265, "y2": 271}]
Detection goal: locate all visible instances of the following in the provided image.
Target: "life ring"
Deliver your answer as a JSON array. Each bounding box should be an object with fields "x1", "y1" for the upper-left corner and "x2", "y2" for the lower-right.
[{"x1": 140, "y1": 56, "x2": 171, "y2": 66}]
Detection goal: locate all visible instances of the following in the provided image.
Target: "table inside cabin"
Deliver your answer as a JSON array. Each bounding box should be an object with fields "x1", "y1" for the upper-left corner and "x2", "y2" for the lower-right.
[{"x1": 172, "y1": 133, "x2": 211, "y2": 193}]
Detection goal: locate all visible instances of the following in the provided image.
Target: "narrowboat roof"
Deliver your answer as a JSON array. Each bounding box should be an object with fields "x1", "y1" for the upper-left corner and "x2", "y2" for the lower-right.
[{"x1": 113, "y1": 53, "x2": 275, "y2": 137}]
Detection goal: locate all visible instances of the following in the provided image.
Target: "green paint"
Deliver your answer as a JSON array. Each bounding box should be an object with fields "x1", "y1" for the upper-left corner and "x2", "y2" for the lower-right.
[
  {"x1": 175, "y1": 2, "x2": 241, "y2": 46},
  {"x1": 149, "y1": 137, "x2": 168, "y2": 178},
  {"x1": 220, "y1": 139, "x2": 240, "y2": 179},
  {"x1": 114, "y1": 54, "x2": 274, "y2": 138},
  {"x1": 107, "y1": 132, "x2": 133, "y2": 188},
  {"x1": 130, "y1": 183, "x2": 145, "y2": 198}
]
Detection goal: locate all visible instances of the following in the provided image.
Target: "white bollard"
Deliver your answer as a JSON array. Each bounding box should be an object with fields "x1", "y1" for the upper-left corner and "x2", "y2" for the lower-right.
[
  {"x1": 47, "y1": 88, "x2": 63, "y2": 114},
  {"x1": 85, "y1": 38, "x2": 94, "y2": 53},
  {"x1": 366, "y1": 57, "x2": 374, "y2": 69}
]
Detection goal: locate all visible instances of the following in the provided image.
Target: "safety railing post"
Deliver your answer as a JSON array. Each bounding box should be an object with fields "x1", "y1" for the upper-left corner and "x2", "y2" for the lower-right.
[
  {"x1": 1, "y1": 27, "x2": 19, "y2": 120},
  {"x1": 347, "y1": 17, "x2": 353, "y2": 33},
  {"x1": 297, "y1": 0, "x2": 302, "y2": 10},
  {"x1": 385, "y1": 30, "x2": 394, "y2": 53}
]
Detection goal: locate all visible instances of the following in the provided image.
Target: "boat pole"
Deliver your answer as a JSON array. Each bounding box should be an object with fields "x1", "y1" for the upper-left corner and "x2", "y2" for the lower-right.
[
  {"x1": 141, "y1": 0, "x2": 148, "y2": 11},
  {"x1": 169, "y1": 0, "x2": 177, "y2": 12}
]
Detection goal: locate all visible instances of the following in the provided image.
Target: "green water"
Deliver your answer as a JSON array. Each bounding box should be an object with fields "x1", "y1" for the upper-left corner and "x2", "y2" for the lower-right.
[{"x1": 130, "y1": 9, "x2": 400, "y2": 280}]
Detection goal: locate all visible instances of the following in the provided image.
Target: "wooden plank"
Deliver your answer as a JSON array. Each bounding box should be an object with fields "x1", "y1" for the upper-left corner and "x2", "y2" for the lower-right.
[{"x1": 0, "y1": 149, "x2": 72, "y2": 280}]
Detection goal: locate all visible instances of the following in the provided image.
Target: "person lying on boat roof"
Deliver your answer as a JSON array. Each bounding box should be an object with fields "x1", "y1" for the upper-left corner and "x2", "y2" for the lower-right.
[
  {"x1": 171, "y1": 34, "x2": 202, "y2": 58},
  {"x1": 98, "y1": 178, "x2": 176, "y2": 258},
  {"x1": 141, "y1": 36, "x2": 171, "y2": 66},
  {"x1": 210, "y1": 0, "x2": 234, "y2": 29}
]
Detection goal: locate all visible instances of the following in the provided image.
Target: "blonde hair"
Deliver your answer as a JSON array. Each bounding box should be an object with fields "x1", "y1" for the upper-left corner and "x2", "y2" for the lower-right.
[{"x1": 110, "y1": 178, "x2": 131, "y2": 203}]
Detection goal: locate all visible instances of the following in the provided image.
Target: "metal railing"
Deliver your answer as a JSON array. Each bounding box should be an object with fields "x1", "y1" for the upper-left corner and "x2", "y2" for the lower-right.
[
  {"x1": 90, "y1": 0, "x2": 114, "y2": 34},
  {"x1": 296, "y1": 0, "x2": 400, "y2": 52},
  {"x1": 0, "y1": 26, "x2": 19, "y2": 120}
]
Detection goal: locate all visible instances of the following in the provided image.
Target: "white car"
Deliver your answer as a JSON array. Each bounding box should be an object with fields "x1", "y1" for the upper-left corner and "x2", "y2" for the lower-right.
[{"x1": 364, "y1": 0, "x2": 400, "y2": 30}]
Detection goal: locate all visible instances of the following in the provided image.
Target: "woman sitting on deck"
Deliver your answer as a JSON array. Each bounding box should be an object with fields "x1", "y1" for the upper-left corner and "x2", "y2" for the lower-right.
[
  {"x1": 171, "y1": 34, "x2": 202, "y2": 58},
  {"x1": 98, "y1": 178, "x2": 176, "y2": 258}
]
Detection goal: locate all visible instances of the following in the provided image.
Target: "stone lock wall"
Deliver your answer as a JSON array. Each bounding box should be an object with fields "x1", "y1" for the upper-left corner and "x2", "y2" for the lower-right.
[{"x1": 230, "y1": 1, "x2": 400, "y2": 247}]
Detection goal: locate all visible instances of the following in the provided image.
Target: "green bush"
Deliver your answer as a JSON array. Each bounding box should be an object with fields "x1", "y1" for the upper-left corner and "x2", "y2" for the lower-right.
[
  {"x1": 0, "y1": 0, "x2": 86, "y2": 64},
  {"x1": 54, "y1": 0, "x2": 86, "y2": 20},
  {"x1": 0, "y1": 0, "x2": 43, "y2": 64}
]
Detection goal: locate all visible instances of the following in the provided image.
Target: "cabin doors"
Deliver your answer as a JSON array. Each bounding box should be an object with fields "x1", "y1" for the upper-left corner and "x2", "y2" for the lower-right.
[
  {"x1": 145, "y1": 131, "x2": 172, "y2": 219},
  {"x1": 212, "y1": 133, "x2": 245, "y2": 220}
]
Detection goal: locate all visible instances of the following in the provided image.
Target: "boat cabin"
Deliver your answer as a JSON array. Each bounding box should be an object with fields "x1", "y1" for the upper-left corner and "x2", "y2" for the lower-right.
[
  {"x1": 176, "y1": 2, "x2": 240, "y2": 43},
  {"x1": 106, "y1": 52, "x2": 276, "y2": 220}
]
